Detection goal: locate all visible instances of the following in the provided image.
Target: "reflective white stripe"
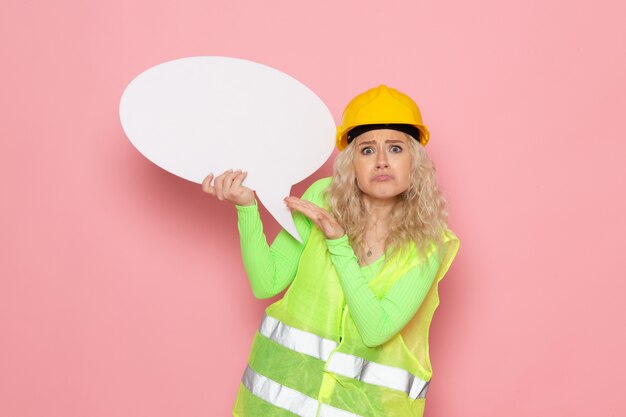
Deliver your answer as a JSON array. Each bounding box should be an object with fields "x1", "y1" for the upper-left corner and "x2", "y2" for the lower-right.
[
  {"x1": 326, "y1": 351, "x2": 430, "y2": 399},
  {"x1": 318, "y1": 403, "x2": 364, "y2": 417},
  {"x1": 242, "y1": 365, "x2": 318, "y2": 417},
  {"x1": 242, "y1": 366, "x2": 363, "y2": 417},
  {"x1": 410, "y1": 379, "x2": 429, "y2": 400},
  {"x1": 259, "y1": 315, "x2": 430, "y2": 400},
  {"x1": 259, "y1": 314, "x2": 338, "y2": 362}
]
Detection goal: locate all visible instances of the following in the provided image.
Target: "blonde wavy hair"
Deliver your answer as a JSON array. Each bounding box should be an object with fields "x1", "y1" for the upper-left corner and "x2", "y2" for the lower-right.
[{"x1": 325, "y1": 133, "x2": 449, "y2": 261}]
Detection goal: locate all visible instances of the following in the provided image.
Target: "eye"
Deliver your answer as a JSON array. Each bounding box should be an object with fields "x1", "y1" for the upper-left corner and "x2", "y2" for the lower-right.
[
  {"x1": 361, "y1": 147, "x2": 374, "y2": 155},
  {"x1": 390, "y1": 145, "x2": 403, "y2": 153}
]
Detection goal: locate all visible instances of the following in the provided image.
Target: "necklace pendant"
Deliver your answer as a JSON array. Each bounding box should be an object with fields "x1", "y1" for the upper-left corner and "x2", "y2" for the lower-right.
[{"x1": 366, "y1": 249, "x2": 372, "y2": 257}]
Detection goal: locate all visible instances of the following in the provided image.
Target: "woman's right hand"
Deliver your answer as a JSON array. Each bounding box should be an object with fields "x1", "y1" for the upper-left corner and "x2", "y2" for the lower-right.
[{"x1": 201, "y1": 169, "x2": 255, "y2": 206}]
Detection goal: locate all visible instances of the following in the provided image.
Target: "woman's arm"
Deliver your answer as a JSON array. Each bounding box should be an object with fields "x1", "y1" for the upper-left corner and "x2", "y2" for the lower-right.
[
  {"x1": 202, "y1": 171, "x2": 323, "y2": 299},
  {"x1": 326, "y1": 235, "x2": 442, "y2": 347},
  {"x1": 282, "y1": 191, "x2": 440, "y2": 347},
  {"x1": 235, "y1": 201, "x2": 311, "y2": 299}
]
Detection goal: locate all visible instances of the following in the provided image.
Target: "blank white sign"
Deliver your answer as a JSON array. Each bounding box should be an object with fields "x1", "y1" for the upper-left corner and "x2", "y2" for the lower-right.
[{"x1": 119, "y1": 56, "x2": 335, "y2": 241}]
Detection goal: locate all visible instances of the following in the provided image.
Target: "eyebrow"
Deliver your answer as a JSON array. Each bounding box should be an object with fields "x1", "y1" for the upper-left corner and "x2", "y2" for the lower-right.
[{"x1": 358, "y1": 139, "x2": 406, "y2": 146}]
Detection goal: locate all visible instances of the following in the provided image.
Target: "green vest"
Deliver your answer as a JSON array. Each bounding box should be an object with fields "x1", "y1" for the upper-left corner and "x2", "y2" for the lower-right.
[{"x1": 233, "y1": 221, "x2": 460, "y2": 417}]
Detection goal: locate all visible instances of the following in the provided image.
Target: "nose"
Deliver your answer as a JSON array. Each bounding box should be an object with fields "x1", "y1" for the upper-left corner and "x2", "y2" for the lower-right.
[{"x1": 376, "y1": 150, "x2": 389, "y2": 169}]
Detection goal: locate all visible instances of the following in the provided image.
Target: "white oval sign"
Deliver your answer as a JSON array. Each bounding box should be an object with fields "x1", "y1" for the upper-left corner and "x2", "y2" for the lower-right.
[{"x1": 119, "y1": 56, "x2": 336, "y2": 241}]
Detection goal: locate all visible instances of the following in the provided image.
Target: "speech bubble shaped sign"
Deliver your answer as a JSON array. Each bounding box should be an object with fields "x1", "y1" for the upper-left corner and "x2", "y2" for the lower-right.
[{"x1": 119, "y1": 56, "x2": 335, "y2": 241}]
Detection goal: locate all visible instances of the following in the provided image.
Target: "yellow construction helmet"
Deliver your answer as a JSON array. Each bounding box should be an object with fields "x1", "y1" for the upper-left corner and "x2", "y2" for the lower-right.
[{"x1": 336, "y1": 85, "x2": 430, "y2": 150}]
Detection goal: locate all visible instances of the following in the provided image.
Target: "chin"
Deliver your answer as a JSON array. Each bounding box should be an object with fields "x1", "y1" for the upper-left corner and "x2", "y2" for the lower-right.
[{"x1": 361, "y1": 185, "x2": 406, "y2": 201}]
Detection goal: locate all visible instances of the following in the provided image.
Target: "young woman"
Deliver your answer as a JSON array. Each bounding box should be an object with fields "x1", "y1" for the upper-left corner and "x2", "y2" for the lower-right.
[{"x1": 202, "y1": 85, "x2": 460, "y2": 417}]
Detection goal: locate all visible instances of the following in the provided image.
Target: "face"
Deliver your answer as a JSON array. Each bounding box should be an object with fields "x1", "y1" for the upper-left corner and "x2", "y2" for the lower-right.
[{"x1": 352, "y1": 129, "x2": 413, "y2": 203}]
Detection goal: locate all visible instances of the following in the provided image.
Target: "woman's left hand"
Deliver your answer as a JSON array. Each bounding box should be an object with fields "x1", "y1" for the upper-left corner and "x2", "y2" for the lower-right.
[{"x1": 284, "y1": 197, "x2": 345, "y2": 240}]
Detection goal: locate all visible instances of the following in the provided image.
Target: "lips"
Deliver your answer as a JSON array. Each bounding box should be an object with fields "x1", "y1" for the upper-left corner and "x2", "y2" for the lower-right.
[{"x1": 372, "y1": 174, "x2": 393, "y2": 181}]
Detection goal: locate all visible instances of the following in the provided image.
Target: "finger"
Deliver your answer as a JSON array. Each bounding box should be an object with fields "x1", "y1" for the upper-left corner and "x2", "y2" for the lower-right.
[
  {"x1": 286, "y1": 200, "x2": 328, "y2": 226},
  {"x1": 284, "y1": 197, "x2": 315, "y2": 214},
  {"x1": 285, "y1": 199, "x2": 318, "y2": 216},
  {"x1": 222, "y1": 170, "x2": 242, "y2": 198},
  {"x1": 214, "y1": 169, "x2": 232, "y2": 200},
  {"x1": 285, "y1": 197, "x2": 325, "y2": 217},
  {"x1": 296, "y1": 205, "x2": 340, "y2": 237},
  {"x1": 284, "y1": 196, "x2": 312, "y2": 208},
  {"x1": 287, "y1": 198, "x2": 339, "y2": 232},
  {"x1": 201, "y1": 173, "x2": 212, "y2": 191},
  {"x1": 230, "y1": 170, "x2": 246, "y2": 193},
  {"x1": 202, "y1": 173, "x2": 215, "y2": 195},
  {"x1": 286, "y1": 196, "x2": 318, "y2": 209}
]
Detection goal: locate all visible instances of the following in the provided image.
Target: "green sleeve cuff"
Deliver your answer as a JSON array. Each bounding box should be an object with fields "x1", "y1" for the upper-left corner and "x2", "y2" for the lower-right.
[
  {"x1": 326, "y1": 234, "x2": 358, "y2": 261},
  {"x1": 325, "y1": 234, "x2": 349, "y2": 246},
  {"x1": 235, "y1": 199, "x2": 258, "y2": 211}
]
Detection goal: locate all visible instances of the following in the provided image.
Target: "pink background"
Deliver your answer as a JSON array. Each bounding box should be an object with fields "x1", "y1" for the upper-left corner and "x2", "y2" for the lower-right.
[{"x1": 1, "y1": 0, "x2": 625, "y2": 416}]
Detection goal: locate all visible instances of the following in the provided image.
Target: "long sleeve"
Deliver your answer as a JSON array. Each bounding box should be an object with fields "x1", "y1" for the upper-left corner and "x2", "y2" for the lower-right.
[
  {"x1": 236, "y1": 200, "x2": 312, "y2": 299},
  {"x1": 326, "y1": 235, "x2": 442, "y2": 347}
]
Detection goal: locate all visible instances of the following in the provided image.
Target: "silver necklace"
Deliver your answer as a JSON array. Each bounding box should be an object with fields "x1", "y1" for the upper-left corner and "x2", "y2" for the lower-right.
[
  {"x1": 365, "y1": 232, "x2": 386, "y2": 257},
  {"x1": 363, "y1": 216, "x2": 388, "y2": 258}
]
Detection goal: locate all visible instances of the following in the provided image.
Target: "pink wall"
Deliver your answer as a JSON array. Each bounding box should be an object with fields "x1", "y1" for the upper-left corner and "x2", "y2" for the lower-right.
[{"x1": 1, "y1": 0, "x2": 625, "y2": 416}]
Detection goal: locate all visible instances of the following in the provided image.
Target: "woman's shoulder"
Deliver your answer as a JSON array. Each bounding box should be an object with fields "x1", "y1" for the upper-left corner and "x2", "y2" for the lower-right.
[{"x1": 408, "y1": 228, "x2": 460, "y2": 261}]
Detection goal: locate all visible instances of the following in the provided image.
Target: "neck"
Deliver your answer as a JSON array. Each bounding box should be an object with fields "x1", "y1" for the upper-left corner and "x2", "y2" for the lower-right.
[{"x1": 361, "y1": 194, "x2": 399, "y2": 226}]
